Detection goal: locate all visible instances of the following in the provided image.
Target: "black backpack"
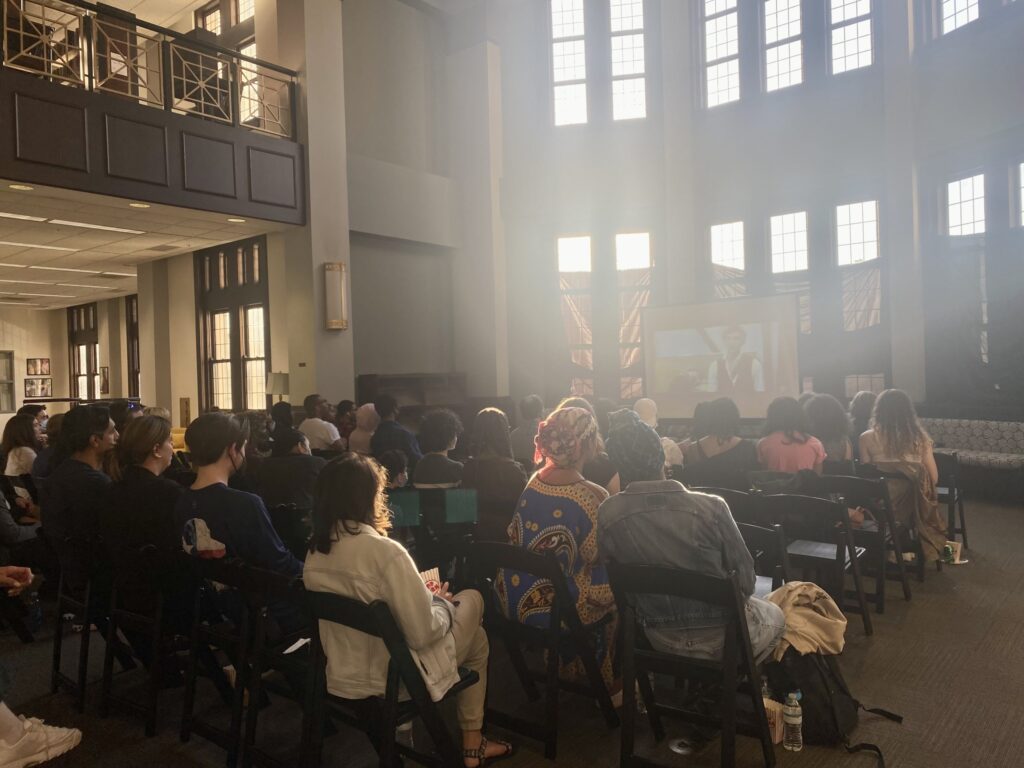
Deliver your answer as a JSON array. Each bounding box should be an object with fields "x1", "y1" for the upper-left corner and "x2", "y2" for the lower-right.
[{"x1": 765, "y1": 647, "x2": 902, "y2": 766}]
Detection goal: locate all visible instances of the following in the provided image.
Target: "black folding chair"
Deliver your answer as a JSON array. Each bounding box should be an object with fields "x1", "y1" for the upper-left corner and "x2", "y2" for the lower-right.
[
  {"x1": 268, "y1": 504, "x2": 311, "y2": 561},
  {"x1": 301, "y1": 590, "x2": 480, "y2": 768},
  {"x1": 457, "y1": 542, "x2": 619, "y2": 759},
  {"x1": 822, "y1": 459, "x2": 856, "y2": 476},
  {"x1": 678, "y1": 463, "x2": 751, "y2": 493},
  {"x1": 0, "y1": 591, "x2": 33, "y2": 643},
  {"x1": 51, "y1": 537, "x2": 136, "y2": 712},
  {"x1": 801, "y1": 474, "x2": 912, "y2": 614},
  {"x1": 180, "y1": 557, "x2": 307, "y2": 768},
  {"x1": 934, "y1": 451, "x2": 967, "y2": 550},
  {"x1": 691, "y1": 488, "x2": 761, "y2": 525},
  {"x1": 757, "y1": 495, "x2": 873, "y2": 636},
  {"x1": 856, "y1": 464, "x2": 929, "y2": 581},
  {"x1": 608, "y1": 562, "x2": 775, "y2": 768},
  {"x1": 737, "y1": 523, "x2": 790, "y2": 599}
]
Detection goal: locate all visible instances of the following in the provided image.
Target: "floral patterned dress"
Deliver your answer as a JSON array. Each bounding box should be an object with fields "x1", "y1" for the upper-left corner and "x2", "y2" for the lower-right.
[{"x1": 494, "y1": 476, "x2": 617, "y2": 687}]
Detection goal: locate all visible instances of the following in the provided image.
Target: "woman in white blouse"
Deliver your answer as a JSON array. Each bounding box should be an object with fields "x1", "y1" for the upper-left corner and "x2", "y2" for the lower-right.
[
  {"x1": 303, "y1": 454, "x2": 513, "y2": 767},
  {"x1": 2, "y1": 414, "x2": 42, "y2": 476}
]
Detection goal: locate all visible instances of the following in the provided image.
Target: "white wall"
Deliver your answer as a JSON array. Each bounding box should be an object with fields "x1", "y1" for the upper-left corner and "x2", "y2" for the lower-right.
[{"x1": 0, "y1": 307, "x2": 63, "y2": 427}]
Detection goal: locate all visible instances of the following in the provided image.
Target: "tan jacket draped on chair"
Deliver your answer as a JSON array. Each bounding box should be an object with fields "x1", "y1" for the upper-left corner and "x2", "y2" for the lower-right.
[{"x1": 874, "y1": 460, "x2": 947, "y2": 562}]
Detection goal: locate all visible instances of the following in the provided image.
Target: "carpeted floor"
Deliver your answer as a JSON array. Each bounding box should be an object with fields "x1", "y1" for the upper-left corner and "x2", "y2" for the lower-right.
[{"x1": 3, "y1": 498, "x2": 1021, "y2": 768}]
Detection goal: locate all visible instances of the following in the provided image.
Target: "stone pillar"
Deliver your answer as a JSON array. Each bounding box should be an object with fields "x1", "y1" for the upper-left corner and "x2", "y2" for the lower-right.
[
  {"x1": 256, "y1": 0, "x2": 355, "y2": 402},
  {"x1": 447, "y1": 39, "x2": 509, "y2": 397}
]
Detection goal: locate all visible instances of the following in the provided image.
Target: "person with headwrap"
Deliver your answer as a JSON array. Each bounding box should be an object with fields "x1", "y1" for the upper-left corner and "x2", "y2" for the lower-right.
[{"x1": 494, "y1": 407, "x2": 619, "y2": 693}]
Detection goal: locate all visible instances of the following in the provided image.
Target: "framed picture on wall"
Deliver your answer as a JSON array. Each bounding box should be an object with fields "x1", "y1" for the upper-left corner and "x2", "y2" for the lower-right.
[
  {"x1": 27, "y1": 358, "x2": 50, "y2": 376},
  {"x1": 24, "y1": 377, "x2": 51, "y2": 398},
  {"x1": 100, "y1": 366, "x2": 110, "y2": 395}
]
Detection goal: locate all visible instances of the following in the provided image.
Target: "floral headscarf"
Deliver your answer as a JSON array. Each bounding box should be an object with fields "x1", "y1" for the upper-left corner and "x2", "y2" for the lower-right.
[{"x1": 534, "y1": 406, "x2": 598, "y2": 469}]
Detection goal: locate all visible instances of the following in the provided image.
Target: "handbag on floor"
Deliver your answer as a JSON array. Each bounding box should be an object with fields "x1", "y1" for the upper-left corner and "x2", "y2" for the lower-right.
[{"x1": 765, "y1": 647, "x2": 902, "y2": 767}]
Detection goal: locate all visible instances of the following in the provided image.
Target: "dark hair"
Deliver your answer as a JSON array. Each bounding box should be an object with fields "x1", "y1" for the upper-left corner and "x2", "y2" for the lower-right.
[
  {"x1": 797, "y1": 392, "x2": 815, "y2": 408},
  {"x1": 112, "y1": 415, "x2": 171, "y2": 482},
  {"x1": 705, "y1": 397, "x2": 741, "y2": 440},
  {"x1": 55, "y1": 405, "x2": 112, "y2": 464},
  {"x1": 803, "y1": 394, "x2": 850, "y2": 446},
  {"x1": 16, "y1": 404, "x2": 45, "y2": 418},
  {"x1": 1, "y1": 414, "x2": 39, "y2": 454},
  {"x1": 336, "y1": 400, "x2": 355, "y2": 417},
  {"x1": 271, "y1": 401, "x2": 294, "y2": 431},
  {"x1": 690, "y1": 401, "x2": 713, "y2": 441},
  {"x1": 764, "y1": 397, "x2": 809, "y2": 444},
  {"x1": 472, "y1": 408, "x2": 513, "y2": 460},
  {"x1": 273, "y1": 428, "x2": 308, "y2": 454},
  {"x1": 310, "y1": 453, "x2": 391, "y2": 554},
  {"x1": 871, "y1": 389, "x2": 929, "y2": 459},
  {"x1": 237, "y1": 410, "x2": 271, "y2": 457},
  {"x1": 374, "y1": 393, "x2": 399, "y2": 420},
  {"x1": 418, "y1": 409, "x2": 463, "y2": 453},
  {"x1": 377, "y1": 449, "x2": 408, "y2": 484},
  {"x1": 185, "y1": 412, "x2": 249, "y2": 467},
  {"x1": 45, "y1": 412, "x2": 64, "y2": 444},
  {"x1": 849, "y1": 390, "x2": 877, "y2": 436},
  {"x1": 303, "y1": 394, "x2": 324, "y2": 418},
  {"x1": 519, "y1": 394, "x2": 544, "y2": 421},
  {"x1": 594, "y1": 398, "x2": 617, "y2": 438},
  {"x1": 109, "y1": 400, "x2": 142, "y2": 433}
]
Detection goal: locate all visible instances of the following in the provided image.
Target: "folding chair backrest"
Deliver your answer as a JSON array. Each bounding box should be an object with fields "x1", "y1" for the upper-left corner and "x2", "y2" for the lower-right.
[
  {"x1": 822, "y1": 458, "x2": 856, "y2": 476},
  {"x1": 692, "y1": 487, "x2": 760, "y2": 525},
  {"x1": 804, "y1": 474, "x2": 891, "y2": 513},
  {"x1": 737, "y1": 522, "x2": 790, "y2": 587},
  {"x1": 189, "y1": 556, "x2": 299, "y2": 608},
  {"x1": 933, "y1": 451, "x2": 959, "y2": 485},
  {"x1": 756, "y1": 493, "x2": 847, "y2": 544},
  {"x1": 678, "y1": 463, "x2": 750, "y2": 493}
]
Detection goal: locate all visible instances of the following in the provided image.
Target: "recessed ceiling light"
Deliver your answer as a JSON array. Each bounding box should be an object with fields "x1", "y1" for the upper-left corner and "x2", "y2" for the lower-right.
[
  {"x1": 0, "y1": 301, "x2": 38, "y2": 306},
  {"x1": 47, "y1": 220, "x2": 145, "y2": 235},
  {"x1": 8, "y1": 184, "x2": 33, "y2": 191},
  {"x1": 29, "y1": 266, "x2": 101, "y2": 274},
  {"x1": 129, "y1": 203, "x2": 151, "y2": 209},
  {"x1": 0, "y1": 263, "x2": 27, "y2": 269},
  {"x1": 227, "y1": 218, "x2": 246, "y2": 223},
  {"x1": 102, "y1": 271, "x2": 135, "y2": 277},
  {"x1": 0, "y1": 279, "x2": 48, "y2": 285},
  {"x1": 58, "y1": 283, "x2": 106, "y2": 289},
  {"x1": 0, "y1": 241, "x2": 78, "y2": 252},
  {"x1": 0, "y1": 212, "x2": 46, "y2": 222},
  {"x1": 18, "y1": 292, "x2": 72, "y2": 298}
]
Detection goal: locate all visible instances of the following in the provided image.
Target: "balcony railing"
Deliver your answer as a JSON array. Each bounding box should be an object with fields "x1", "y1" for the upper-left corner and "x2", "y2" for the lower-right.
[{"x1": 2, "y1": 0, "x2": 296, "y2": 139}]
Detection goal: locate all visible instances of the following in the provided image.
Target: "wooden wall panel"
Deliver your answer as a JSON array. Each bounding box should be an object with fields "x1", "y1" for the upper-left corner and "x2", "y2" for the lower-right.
[
  {"x1": 14, "y1": 94, "x2": 89, "y2": 172},
  {"x1": 105, "y1": 115, "x2": 168, "y2": 186}
]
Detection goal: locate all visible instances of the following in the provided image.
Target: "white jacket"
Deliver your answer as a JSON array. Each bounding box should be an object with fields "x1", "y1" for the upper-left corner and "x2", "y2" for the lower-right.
[{"x1": 303, "y1": 523, "x2": 459, "y2": 702}]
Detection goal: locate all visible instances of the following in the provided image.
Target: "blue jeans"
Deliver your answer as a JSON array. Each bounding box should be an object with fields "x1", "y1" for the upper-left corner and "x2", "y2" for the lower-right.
[{"x1": 644, "y1": 597, "x2": 785, "y2": 665}]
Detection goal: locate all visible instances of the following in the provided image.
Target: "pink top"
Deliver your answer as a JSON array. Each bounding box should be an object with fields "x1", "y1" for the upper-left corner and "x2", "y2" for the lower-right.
[{"x1": 757, "y1": 431, "x2": 826, "y2": 473}]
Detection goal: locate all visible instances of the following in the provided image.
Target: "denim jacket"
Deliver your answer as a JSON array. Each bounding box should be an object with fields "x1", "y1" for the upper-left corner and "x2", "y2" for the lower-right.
[{"x1": 596, "y1": 480, "x2": 754, "y2": 630}]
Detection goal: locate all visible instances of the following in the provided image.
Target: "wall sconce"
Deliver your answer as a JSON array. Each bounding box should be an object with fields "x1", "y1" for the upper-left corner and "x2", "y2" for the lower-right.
[
  {"x1": 324, "y1": 262, "x2": 349, "y2": 330},
  {"x1": 266, "y1": 371, "x2": 289, "y2": 402}
]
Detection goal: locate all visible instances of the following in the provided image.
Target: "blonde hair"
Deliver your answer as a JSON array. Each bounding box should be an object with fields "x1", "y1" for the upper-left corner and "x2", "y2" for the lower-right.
[{"x1": 143, "y1": 406, "x2": 171, "y2": 421}]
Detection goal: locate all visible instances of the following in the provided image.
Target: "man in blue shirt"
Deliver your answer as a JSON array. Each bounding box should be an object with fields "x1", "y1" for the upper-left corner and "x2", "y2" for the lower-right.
[
  {"x1": 175, "y1": 412, "x2": 303, "y2": 631},
  {"x1": 370, "y1": 393, "x2": 422, "y2": 475}
]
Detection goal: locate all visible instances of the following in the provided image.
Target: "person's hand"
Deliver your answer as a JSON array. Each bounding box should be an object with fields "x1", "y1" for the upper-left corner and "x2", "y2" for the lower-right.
[
  {"x1": 0, "y1": 566, "x2": 33, "y2": 596},
  {"x1": 437, "y1": 581, "x2": 456, "y2": 604},
  {"x1": 14, "y1": 496, "x2": 29, "y2": 510}
]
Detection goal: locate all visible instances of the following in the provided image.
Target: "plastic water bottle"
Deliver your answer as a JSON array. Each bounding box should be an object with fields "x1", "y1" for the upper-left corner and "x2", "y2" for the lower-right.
[
  {"x1": 783, "y1": 692, "x2": 803, "y2": 752},
  {"x1": 760, "y1": 677, "x2": 772, "y2": 699},
  {"x1": 26, "y1": 592, "x2": 43, "y2": 634}
]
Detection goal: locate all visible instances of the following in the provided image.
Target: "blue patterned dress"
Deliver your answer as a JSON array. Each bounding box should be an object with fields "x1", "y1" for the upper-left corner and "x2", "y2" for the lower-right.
[{"x1": 495, "y1": 476, "x2": 617, "y2": 686}]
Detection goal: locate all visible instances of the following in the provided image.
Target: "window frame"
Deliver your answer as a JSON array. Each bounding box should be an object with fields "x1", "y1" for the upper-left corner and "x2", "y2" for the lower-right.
[
  {"x1": 829, "y1": 0, "x2": 874, "y2": 75},
  {"x1": 125, "y1": 294, "x2": 140, "y2": 399},
  {"x1": 762, "y1": 0, "x2": 804, "y2": 93},
  {"x1": 67, "y1": 303, "x2": 99, "y2": 401},
  {"x1": 609, "y1": 0, "x2": 647, "y2": 121},
  {"x1": 702, "y1": 0, "x2": 741, "y2": 108},
  {"x1": 195, "y1": 0, "x2": 222, "y2": 35},
  {"x1": 550, "y1": 0, "x2": 589, "y2": 127}
]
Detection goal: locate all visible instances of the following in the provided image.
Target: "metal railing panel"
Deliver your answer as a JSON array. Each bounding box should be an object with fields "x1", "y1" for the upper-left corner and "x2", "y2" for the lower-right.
[
  {"x1": 3, "y1": 0, "x2": 86, "y2": 86},
  {"x1": 238, "y1": 61, "x2": 293, "y2": 138},
  {"x1": 92, "y1": 17, "x2": 162, "y2": 106},
  {"x1": 169, "y1": 40, "x2": 233, "y2": 124}
]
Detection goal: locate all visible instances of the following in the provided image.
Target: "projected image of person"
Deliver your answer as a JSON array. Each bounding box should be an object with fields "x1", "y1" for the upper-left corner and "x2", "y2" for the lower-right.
[{"x1": 706, "y1": 325, "x2": 764, "y2": 395}]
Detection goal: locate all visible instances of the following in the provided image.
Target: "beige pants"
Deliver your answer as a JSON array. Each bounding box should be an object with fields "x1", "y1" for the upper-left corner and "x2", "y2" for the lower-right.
[{"x1": 451, "y1": 589, "x2": 489, "y2": 731}]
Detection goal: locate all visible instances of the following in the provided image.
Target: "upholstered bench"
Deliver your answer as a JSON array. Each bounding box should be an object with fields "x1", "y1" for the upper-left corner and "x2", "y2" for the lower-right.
[{"x1": 920, "y1": 418, "x2": 1024, "y2": 471}]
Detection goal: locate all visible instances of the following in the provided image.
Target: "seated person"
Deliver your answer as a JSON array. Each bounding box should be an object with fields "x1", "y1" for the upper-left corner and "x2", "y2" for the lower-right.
[
  {"x1": 413, "y1": 409, "x2": 464, "y2": 489},
  {"x1": 848, "y1": 390, "x2": 877, "y2": 462},
  {"x1": 370, "y1": 394, "x2": 422, "y2": 472},
  {"x1": 42, "y1": 405, "x2": 119, "y2": 595},
  {"x1": 347, "y1": 403, "x2": 380, "y2": 455},
  {"x1": 255, "y1": 429, "x2": 327, "y2": 510},
  {"x1": 31, "y1": 413, "x2": 63, "y2": 481},
  {"x1": 509, "y1": 395, "x2": 544, "y2": 468},
  {"x1": 3, "y1": 414, "x2": 42, "y2": 477},
  {"x1": 634, "y1": 397, "x2": 684, "y2": 470},
  {"x1": 460, "y1": 408, "x2": 528, "y2": 542},
  {"x1": 757, "y1": 397, "x2": 825, "y2": 474},
  {"x1": 378, "y1": 449, "x2": 409, "y2": 490},
  {"x1": 334, "y1": 399, "x2": 357, "y2": 442},
  {"x1": 0, "y1": 567, "x2": 81, "y2": 766},
  {"x1": 804, "y1": 393, "x2": 854, "y2": 463},
  {"x1": 101, "y1": 416, "x2": 190, "y2": 646},
  {"x1": 298, "y1": 394, "x2": 345, "y2": 452},
  {"x1": 494, "y1": 407, "x2": 618, "y2": 693},
  {"x1": 269, "y1": 401, "x2": 296, "y2": 457},
  {"x1": 175, "y1": 414, "x2": 304, "y2": 635},
  {"x1": 859, "y1": 389, "x2": 945, "y2": 561},
  {"x1": 303, "y1": 455, "x2": 512, "y2": 768},
  {"x1": 597, "y1": 413, "x2": 785, "y2": 664},
  {"x1": 682, "y1": 397, "x2": 758, "y2": 480},
  {"x1": 554, "y1": 397, "x2": 620, "y2": 495}
]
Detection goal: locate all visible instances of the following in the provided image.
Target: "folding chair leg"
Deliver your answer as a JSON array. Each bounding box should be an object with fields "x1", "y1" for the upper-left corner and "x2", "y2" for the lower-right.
[
  {"x1": 889, "y1": 530, "x2": 912, "y2": 602},
  {"x1": 543, "y1": 635, "x2": 560, "y2": 760},
  {"x1": 570, "y1": 626, "x2": 618, "y2": 729},
  {"x1": 502, "y1": 632, "x2": 540, "y2": 702},
  {"x1": 875, "y1": 542, "x2": 886, "y2": 615},
  {"x1": 51, "y1": 601, "x2": 64, "y2": 694},
  {"x1": 620, "y1": 622, "x2": 636, "y2": 768},
  {"x1": 417, "y1": 699, "x2": 462, "y2": 768},
  {"x1": 99, "y1": 614, "x2": 117, "y2": 718},
  {"x1": 76, "y1": 620, "x2": 92, "y2": 713},
  {"x1": 720, "y1": 653, "x2": 737, "y2": 768},
  {"x1": 637, "y1": 671, "x2": 664, "y2": 742},
  {"x1": 180, "y1": 607, "x2": 202, "y2": 744},
  {"x1": 846, "y1": 549, "x2": 873, "y2": 637},
  {"x1": 958, "y1": 494, "x2": 968, "y2": 550},
  {"x1": 146, "y1": 619, "x2": 163, "y2": 738}
]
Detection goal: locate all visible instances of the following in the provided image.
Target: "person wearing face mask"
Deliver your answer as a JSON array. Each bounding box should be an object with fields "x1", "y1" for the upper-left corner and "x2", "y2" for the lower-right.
[{"x1": 174, "y1": 412, "x2": 302, "y2": 583}]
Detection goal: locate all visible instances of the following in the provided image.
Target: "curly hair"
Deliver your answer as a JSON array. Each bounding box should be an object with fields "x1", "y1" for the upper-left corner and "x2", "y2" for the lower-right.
[
  {"x1": 871, "y1": 389, "x2": 929, "y2": 460},
  {"x1": 763, "y1": 397, "x2": 809, "y2": 444},
  {"x1": 803, "y1": 394, "x2": 850, "y2": 446}
]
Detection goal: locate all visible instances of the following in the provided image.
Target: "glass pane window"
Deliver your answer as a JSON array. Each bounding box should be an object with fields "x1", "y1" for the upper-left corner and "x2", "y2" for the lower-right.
[
  {"x1": 610, "y1": 0, "x2": 644, "y2": 32},
  {"x1": 237, "y1": 0, "x2": 255, "y2": 22},
  {"x1": 704, "y1": 1, "x2": 739, "y2": 107},
  {"x1": 842, "y1": 265, "x2": 882, "y2": 331},
  {"x1": 212, "y1": 362, "x2": 232, "y2": 410},
  {"x1": 770, "y1": 211, "x2": 809, "y2": 273},
  {"x1": 558, "y1": 236, "x2": 592, "y2": 273},
  {"x1": 830, "y1": 0, "x2": 872, "y2": 75},
  {"x1": 551, "y1": 0, "x2": 585, "y2": 38},
  {"x1": 948, "y1": 174, "x2": 985, "y2": 236},
  {"x1": 836, "y1": 201, "x2": 879, "y2": 265},
  {"x1": 710, "y1": 221, "x2": 745, "y2": 270},
  {"x1": 213, "y1": 311, "x2": 232, "y2": 360},
  {"x1": 201, "y1": 7, "x2": 221, "y2": 34},
  {"x1": 554, "y1": 83, "x2": 588, "y2": 126},
  {"x1": 610, "y1": 1, "x2": 646, "y2": 120},
  {"x1": 845, "y1": 373, "x2": 885, "y2": 398},
  {"x1": 764, "y1": 0, "x2": 802, "y2": 92},
  {"x1": 245, "y1": 305, "x2": 265, "y2": 358},
  {"x1": 942, "y1": 0, "x2": 978, "y2": 34},
  {"x1": 615, "y1": 233, "x2": 651, "y2": 271},
  {"x1": 553, "y1": 40, "x2": 587, "y2": 82},
  {"x1": 239, "y1": 41, "x2": 259, "y2": 123},
  {"x1": 552, "y1": 0, "x2": 587, "y2": 126}
]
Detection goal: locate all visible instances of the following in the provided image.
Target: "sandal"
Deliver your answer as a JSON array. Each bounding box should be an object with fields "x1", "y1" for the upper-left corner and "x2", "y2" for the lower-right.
[{"x1": 463, "y1": 735, "x2": 513, "y2": 767}]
